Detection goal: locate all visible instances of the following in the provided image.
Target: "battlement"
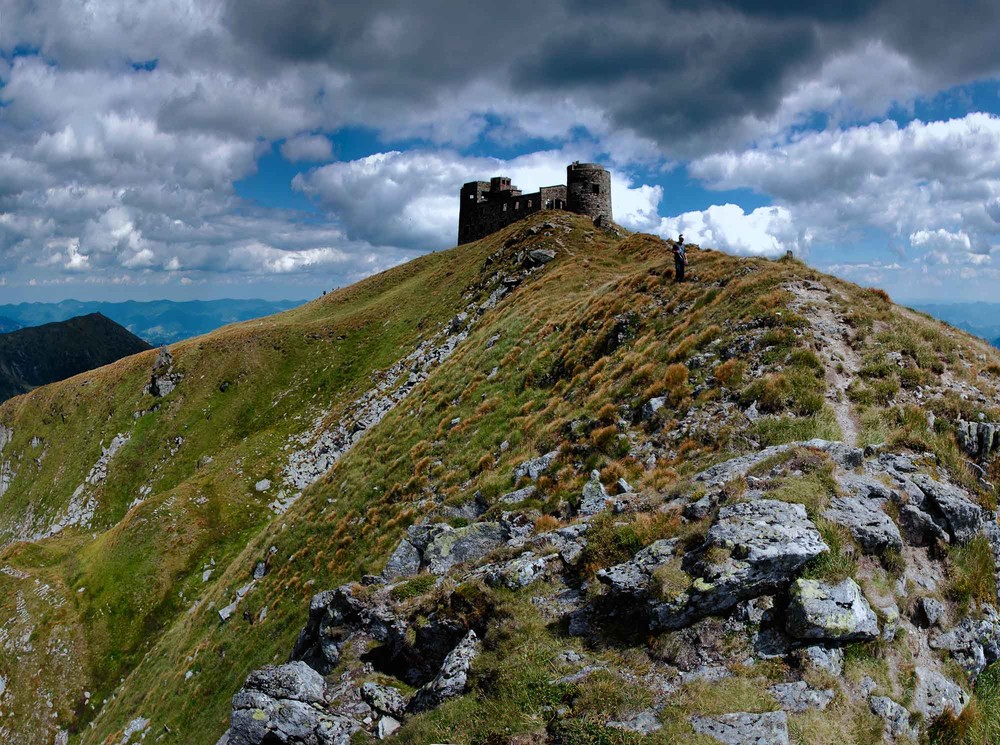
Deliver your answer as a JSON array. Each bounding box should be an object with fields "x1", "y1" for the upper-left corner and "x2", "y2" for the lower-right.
[{"x1": 457, "y1": 161, "x2": 613, "y2": 244}]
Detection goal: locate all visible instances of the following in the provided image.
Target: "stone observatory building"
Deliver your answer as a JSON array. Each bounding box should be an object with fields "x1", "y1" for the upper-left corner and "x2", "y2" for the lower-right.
[{"x1": 457, "y1": 161, "x2": 613, "y2": 245}]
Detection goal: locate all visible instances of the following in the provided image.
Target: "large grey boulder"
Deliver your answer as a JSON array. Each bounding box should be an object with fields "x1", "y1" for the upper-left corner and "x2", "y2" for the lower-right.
[
  {"x1": 513, "y1": 451, "x2": 559, "y2": 481},
  {"x1": 229, "y1": 662, "x2": 359, "y2": 745},
  {"x1": 408, "y1": 630, "x2": 480, "y2": 713},
  {"x1": 912, "y1": 667, "x2": 968, "y2": 721},
  {"x1": 653, "y1": 500, "x2": 827, "y2": 628},
  {"x1": 597, "y1": 539, "x2": 679, "y2": 598},
  {"x1": 822, "y1": 497, "x2": 902, "y2": 554},
  {"x1": 424, "y1": 522, "x2": 507, "y2": 574},
  {"x1": 382, "y1": 539, "x2": 421, "y2": 579},
  {"x1": 690, "y1": 711, "x2": 789, "y2": 745},
  {"x1": 910, "y1": 474, "x2": 984, "y2": 544},
  {"x1": 796, "y1": 645, "x2": 843, "y2": 676},
  {"x1": 786, "y1": 578, "x2": 879, "y2": 642}
]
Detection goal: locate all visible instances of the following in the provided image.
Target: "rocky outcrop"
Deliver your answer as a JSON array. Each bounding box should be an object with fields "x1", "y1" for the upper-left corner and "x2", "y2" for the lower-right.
[
  {"x1": 408, "y1": 630, "x2": 480, "y2": 713},
  {"x1": 785, "y1": 578, "x2": 879, "y2": 642},
  {"x1": 957, "y1": 419, "x2": 1000, "y2": 461},
  {"x1": 768, "y1": 681, "x2": 834, "y2": 713},
  {"x1": 146, "y1": 346, "x2": 182, "y2": 397},
  {"x1": 513, "y1": 451, "x2": 559, "y2": 481},
  {"x1": 652, "y1": 500, "x2": 828, "y2": 629},
  {"x1": 228, "y1": 662, "x2": 358, "y2": 745},
  {"x1": 577, "y1": 470, "x2": 611, "y2": 515}
]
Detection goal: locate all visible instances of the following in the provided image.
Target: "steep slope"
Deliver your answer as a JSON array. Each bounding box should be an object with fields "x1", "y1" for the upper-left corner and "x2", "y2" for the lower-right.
[
  {"x1": 0, "y1": 313, "x2": 152, "y2": 403},
  {"x1": 0, "y1": 212, "x2": 998, "y2": 744}
]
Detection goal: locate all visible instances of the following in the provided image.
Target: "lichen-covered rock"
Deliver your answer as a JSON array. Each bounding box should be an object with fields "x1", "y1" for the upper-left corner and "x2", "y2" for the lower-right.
[
  {"x1": 822, "y1": 497, "x2": 902, "y2": 554},
  {"x1": 796, "y1": 645, "x2": 844, "y2": 676},
  {"x1": 408, "y1": 630, "x2": 479, "y2": 713},
  {"x1": 786, "y1": 578, "x2": 879, "y2": 642},
  {"x1": 597, "y1": 539, "x2": 679, "y2": 598},
  {"x1": 482, "y1": 551, "x2": 561, "y2": 590},
  {"x1": 578, "y1": 470, "x2": 611, "y2": 515},
  {"x1": 690, "y1": 711, "x2": 789, "y2": 745},
  {"x1": 930, "y1": 615, "x2": 1000, "y2": 681},
  {"x1": 912, "y1": 667, "x2": 969, "y2": 721},
  {"x1": 424, "y1": 522, "x2": 507, "y2": 574},
  {"x1": 768, "y1": 681, "x2": 834, "y2": 713},
  {"x1": 513, "y1": 451, "x2": 559, "y2": 481},
  {"x1": 641, "y1": 396, "x2": 667, "y2": 421},
  {"x1": 869, "y1": 696, "x2": 917, "y2": 741},
  {"x1": 653, "y1": 500, "x2": 828, "y2": 629},
  {"x1": 530, "y1": 522, "x2": 589, "y2": 565},
  {"x1": 360, "y1": 682, "x2": 407, "y2": 718},
  {"x1": 382, "y1": 539, "x2": 421, "y2": 579},
  {"x1": 229, "y1": 662, "x2": 358, "y2": 745}
]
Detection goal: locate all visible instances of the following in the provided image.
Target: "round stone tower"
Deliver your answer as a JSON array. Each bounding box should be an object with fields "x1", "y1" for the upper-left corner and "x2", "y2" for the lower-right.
[{"x1": 566, "y1": 161, "x2": 613, "y2": 224}]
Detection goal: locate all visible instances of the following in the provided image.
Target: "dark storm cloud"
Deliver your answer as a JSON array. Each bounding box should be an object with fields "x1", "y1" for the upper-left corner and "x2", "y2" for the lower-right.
[{"x1": 220, "y1": 0, "x2": 1000, "y2": 155}]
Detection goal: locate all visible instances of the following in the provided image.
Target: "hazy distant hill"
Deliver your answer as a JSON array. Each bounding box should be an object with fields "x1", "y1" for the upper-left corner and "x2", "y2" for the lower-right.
[
  {"x1": 0, "y1": 317, "x2": 20, "y2": 333},
  {"x1": 0, "y1": 313, "x2": 151, "y2": 402},
  {"x1": 0, "y1": 298, "x2": 303, "y2": 345},
  {"x1": 913, "y1": 301, "x2": 1000, "y2": 345}
]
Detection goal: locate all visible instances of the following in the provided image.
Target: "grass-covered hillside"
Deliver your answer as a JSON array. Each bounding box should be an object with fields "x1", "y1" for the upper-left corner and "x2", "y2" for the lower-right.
[{"x1": 0, "y1": 211, "x2": 998, "y2": 744}]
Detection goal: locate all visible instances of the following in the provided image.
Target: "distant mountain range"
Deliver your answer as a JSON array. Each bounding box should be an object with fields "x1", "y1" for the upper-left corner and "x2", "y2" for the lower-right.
[
  {"x1": 911, "y1": 302, "x2": 1000, "y2": 348},
  {"x1": 0, "y1": 298, "x2": 303, "y2": 346},
  {"x1": 0, "y1": 313, "x2": 152, "y2": 403}
]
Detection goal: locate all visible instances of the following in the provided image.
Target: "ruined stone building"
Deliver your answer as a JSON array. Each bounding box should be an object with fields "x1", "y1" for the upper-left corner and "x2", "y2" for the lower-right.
[{"x1": 457, "y1": 161, "x2": 612, "y2": 244}]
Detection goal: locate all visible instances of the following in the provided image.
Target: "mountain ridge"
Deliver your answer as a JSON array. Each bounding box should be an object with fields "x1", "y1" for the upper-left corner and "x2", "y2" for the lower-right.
[
  {"x1": 0, "y1": 211, "x2": 998, "y2": 744},
  {"x1": 0, "y1": 298, "x2": 303, "y2": 345},
  {"x1": 0, "y1": 312, "x2": 152, "y2": 403}
]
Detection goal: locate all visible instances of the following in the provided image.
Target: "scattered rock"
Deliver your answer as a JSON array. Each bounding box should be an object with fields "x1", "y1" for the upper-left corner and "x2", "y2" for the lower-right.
[
  {"x1": 483, "y1": 551, "x2": 561, "y2": 590},
  {"x1": 361, "y1": 682, "x2": 407, "y2": 718},
  {"x1": 527, "y1": 249, "x2": 556, "y2": 265},
  {"x1": 917, "y1": 597, "x2": 946, "y2": 628},
  {"x1": 690, "y1": 711, "x2": 789, "y2": 745},
  {"x1": 912, "y1": 667, "x2": 968, "y2": 721},
  {"x1": 642, "y1": 397, "x2": 667, "y2": 421},
  {"x1": 606, "y1": 710, "x2": 662, "y2": 734},
  {"x1": 254, "y1": 479, "x2": 271, "y2": 492},
  {"x1": 513, "y1": 451, "x2": 559, "y2": 481},
  {"x1": 785, "y1": 578, "x2": 879, "y2": 642},
  {"x1": 578, "y1": 470, "x2": 611, "y2": 515},
  {"x1": 499, "y1": 485, "x2": 537, "y2": 504},
  {"x1": 869, "y1": 696, "x2": 917, "y2": 741},
  {"x1": 930, "y1": 615, "x2": 1000, "y2": 681}
]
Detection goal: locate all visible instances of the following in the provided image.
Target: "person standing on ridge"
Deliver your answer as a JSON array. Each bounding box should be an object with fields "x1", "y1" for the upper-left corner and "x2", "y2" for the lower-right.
[{"x1": 673, "y1": 234, "x2": 687, "y2": 282}]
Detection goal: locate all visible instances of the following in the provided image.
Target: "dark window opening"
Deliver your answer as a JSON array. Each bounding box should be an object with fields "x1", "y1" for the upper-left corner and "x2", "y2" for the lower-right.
[{"x1": 592, "y1": 184, "x2": 600, "y2": 194}]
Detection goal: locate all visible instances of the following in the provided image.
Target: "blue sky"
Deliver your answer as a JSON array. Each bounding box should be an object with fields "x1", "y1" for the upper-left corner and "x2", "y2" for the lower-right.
[{"x1": 2, "y1": 1, "x2": 1000, "y2": 303}]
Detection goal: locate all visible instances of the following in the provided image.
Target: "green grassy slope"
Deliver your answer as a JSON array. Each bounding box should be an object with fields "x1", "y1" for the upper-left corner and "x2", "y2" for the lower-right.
[{"x1": 0, "y1": 211, "x2": 997, "y2": 744}]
